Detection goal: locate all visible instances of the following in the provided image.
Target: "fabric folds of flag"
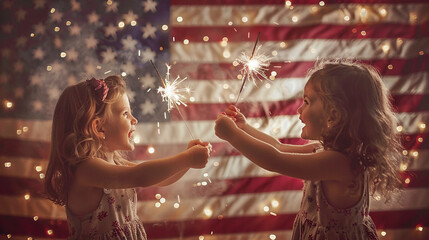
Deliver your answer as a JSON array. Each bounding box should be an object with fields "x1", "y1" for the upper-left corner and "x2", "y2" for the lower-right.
[{"x1": 1, "y1": 0, "x2": 429, "y2": 239}]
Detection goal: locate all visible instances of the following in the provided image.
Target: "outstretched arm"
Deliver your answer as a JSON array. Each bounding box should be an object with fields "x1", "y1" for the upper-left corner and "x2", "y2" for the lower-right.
[
  {"x1": 215, "y1": 114, "x2": 352, "y2": 181},
  {"x1": 74, "y1": 143, "x2": 210, "y2": 189},
  {"x1": 225, "y1": 105, "x2": 320, "y2": 153}
]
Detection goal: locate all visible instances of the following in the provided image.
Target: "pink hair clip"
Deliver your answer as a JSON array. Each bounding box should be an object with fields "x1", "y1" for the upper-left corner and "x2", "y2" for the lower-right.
[{"x1": 86, "y1": 77, "x2": 109, "y2": 102}]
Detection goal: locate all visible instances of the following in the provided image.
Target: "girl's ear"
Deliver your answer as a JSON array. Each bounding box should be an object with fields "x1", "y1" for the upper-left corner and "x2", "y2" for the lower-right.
[
  {"x1": 327, "y1": 108, "x2": 340, "y2": 127},
  {"x1": 91, "y1": 118, "x2": 105, "y2": 140}
]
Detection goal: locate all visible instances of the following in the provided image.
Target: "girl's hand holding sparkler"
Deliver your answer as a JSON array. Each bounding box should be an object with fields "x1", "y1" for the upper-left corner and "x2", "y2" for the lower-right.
[
  {"x1": 224, "y1": 105, "x2": 247, "y2": 130},
  {"x1": 215, "y1": 114, "x2": 241, "y2": 141},
  {"x1": 187, "y1": 139, "x2": 212, "y2": 156},
  {"x1": 183, "y1": 141, "x2": 211, "y2": 169}
]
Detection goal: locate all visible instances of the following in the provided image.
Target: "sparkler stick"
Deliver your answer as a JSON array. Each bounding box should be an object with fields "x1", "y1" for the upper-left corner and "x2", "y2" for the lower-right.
[
  {"x1": 234, "y1": 32, "x2": 271, "y2": 106},
  {"x1": 150, "y1": 60, "x2": 195, "y2": 139},
  {"x1": 235, "y1": 32, "x2": 260, "y2": 105}
]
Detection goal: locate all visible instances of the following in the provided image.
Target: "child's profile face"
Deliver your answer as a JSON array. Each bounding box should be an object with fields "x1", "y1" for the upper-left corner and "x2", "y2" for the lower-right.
[
  {"x1": 297, "y1": 83, "x2": 329, "y2": 140},
  {"x1": 102, "y1": 94, "x2": 138, "y2": 152}
]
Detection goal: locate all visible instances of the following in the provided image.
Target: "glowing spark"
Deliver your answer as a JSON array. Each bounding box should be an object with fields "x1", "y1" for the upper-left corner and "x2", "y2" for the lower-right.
[
  {"x1": 157, "y1": 65, "x2": 189, "y2": 112},
  {"x1": 235, "y1": 32, "x2": 271, "y2": 105},
  {"x1": 150, "y1": 60, "x2": 194, "y2": 139},
  {"x1": 237, "y1": 46, "x2": 271, "y2": 85}
]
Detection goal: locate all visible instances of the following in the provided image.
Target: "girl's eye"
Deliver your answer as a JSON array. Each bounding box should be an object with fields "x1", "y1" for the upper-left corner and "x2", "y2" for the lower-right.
[
  {"x1": 123, "y1": 112, "x2": 128, "y2": 117},
  {"x1": 304, "y1": 99, "x2": 309, "y2": 105}
]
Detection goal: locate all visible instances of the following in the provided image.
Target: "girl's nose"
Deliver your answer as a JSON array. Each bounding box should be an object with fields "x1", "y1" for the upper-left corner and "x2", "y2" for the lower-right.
[
  {"x1": 131, "y1": 116, "x2": 138, "y2": 125},
  {"x1": 297, "y1": 104, "x2": 303, "y2": 114}
]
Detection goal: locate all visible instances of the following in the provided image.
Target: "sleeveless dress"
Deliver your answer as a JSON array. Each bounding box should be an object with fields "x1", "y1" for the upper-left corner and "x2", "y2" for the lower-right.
[
  {"x1": 291, "y1": 174, "x2": 379, "y2": 240},
  {"x1": 66, "y1": 188, "x2": 147, "y2": 240}
]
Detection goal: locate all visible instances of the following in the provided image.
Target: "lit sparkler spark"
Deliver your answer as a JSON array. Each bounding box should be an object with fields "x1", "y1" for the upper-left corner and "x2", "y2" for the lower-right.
[
  {"x1": 234, "y1": 32, "x2": 271, "y2": 105},
  {"x1": 150, "y1": 60, "x2": 194, "y2": 139},
  {"x1": 157, "y1": 65, "x2": 190, "y2": 112}
]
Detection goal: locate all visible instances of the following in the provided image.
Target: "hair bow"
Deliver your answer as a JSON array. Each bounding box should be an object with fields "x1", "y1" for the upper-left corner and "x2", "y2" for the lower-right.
[{"x1": 86, "y1": 77, "x2": 109, "y2": 102}]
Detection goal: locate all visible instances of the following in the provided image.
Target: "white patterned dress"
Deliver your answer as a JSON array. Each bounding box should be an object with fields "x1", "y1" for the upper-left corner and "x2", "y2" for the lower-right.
[
  {"x1": 66, "y1": 188, "x2": 147, "y2": 240},
  {"x1": 291, "y1": 173, "x2": 379, "y2": 240}
]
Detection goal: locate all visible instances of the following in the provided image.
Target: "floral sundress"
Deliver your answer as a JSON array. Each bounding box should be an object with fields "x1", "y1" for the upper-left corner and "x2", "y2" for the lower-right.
[
  {"x1": 66, "y1": 188, "x2": 147, "y2": 240},
  {"x1": 291, "y1": 173, "x2": 379, "y2": 240}
]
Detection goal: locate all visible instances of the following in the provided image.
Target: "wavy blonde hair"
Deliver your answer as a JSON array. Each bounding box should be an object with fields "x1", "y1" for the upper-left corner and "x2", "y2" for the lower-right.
[
  {"x1": 307, "y1": 59, "x2": 403, "y2": 201},
  {"x1": 45, "y1": 75, "x2": 127, "y2": 206}
]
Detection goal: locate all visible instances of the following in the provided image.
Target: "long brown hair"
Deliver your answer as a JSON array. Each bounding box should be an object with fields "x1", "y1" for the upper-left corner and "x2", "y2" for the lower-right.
[
  {"x1": 45, "y1": 75, "x2": 126, "y2": 206},
  {"x1": 307, "y1": 59, "x2": 403, "y2": 201}
]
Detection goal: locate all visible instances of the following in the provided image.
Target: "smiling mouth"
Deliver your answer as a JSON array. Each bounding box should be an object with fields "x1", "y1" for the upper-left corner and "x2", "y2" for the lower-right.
[{"x1": 128, "y1": 130, "x2": 134, "y2": 139}]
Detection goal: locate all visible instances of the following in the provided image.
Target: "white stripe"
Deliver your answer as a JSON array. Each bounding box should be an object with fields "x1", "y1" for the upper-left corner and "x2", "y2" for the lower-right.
[
  {"x1": 186, "y1": 72, "x2": 429, "y2": 104},
  {"x1": 171, "y1": 4, "x2": 429, "y2": 26},
  {"x1": 2, "y1": 188, "x2": 428, "y2": 222},
  {"x1": 171, "y1": 38, "x2": 429, "y2": 63},
  {"x1": 1, "y1": 111, "x2": 428, "y2": 144},
  {"x1": 0, "y1": 156, "x2": 47, "y2": 179}
]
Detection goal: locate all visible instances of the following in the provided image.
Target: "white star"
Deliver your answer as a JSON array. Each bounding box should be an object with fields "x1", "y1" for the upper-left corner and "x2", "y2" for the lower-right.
[
  {"x1": 121, "y1": 61, "x2": 136, "y2": 76},
  {"x1": 2, "y1": 49, "x2": 11, "y2": 58},
  {"x1": 141, "y1": 23, "x2": 157, "y2": 39},
  {"x1": 87, "y1": 12, "x2": 99, "y2": 24},
  {"x1": 142, "y1": 0, "x2": 157, "y2": 13},
  {"x1": 16, "y1": 9, "x2": 26, "y2": 21},
  {"x1": 69, "y1": 24, "x2": 81, "y2": 36},
  {"x1": 50, "y1": 11, "x2": 63, "y2": 22},
  {"x1": 84, "y1": 61, "x2": 97, "y2": 75},
  {"x1": 3, "y1": 1, "x2": 13, "y2": 9},
  {"x1": 101, "y1": 48, "x2": 116, "y2": 63},
  {"x1": 50, "y1": 61, "x2": 64, "y2": 73},
  {"x1": 85, "y1": 35, "x2": 98, "y2": 49},
  {"x1": 123, "y1": 10, "x2": 138, "y2": 24},
  {"x1": 106, "y1": 1, "x2": 118, "y2": 13},
  {"x1": 141, "y1": 48, "x2": 156, "y2": 62},
  {"x1": 14, "y1": 87, "x2": 24, "y2": 98},
  {"x1": 34, "y1": 23, "x2": 46, "y2": 35},
  {"x1": 68, "y1": 75, "x2": 77, "y2": 86},
  {"x1": 121, "y1": 35, "x2": 137, "y2": 51},
  {"x1": 2, "y1": 24, "x2": 13, "y2": 33},
  {"x1": 126, "y1": 89, "x2": 136, "y2": 103},
  {"x1": 0, "y1": 73, "x2": 9, "y2": 84},
  {"x1": 30, "y1": 74, "x2": 42, "y2": 86},
  {"x1": 16, "y1": 36, "x2": 27, "y2": 47},
  {"x1": 33, "y1": 100, "x2": 43, "y2": 111},
  {"x1": 140, "y1": 99, "x2": 156, "y2": 115},
  {"x1": 71, "y1": 0, "x2": 81, "y2": 11},
  {"x1": 66, "y1": 48, "x2": 78, "y2": 62},
  {"x1": 14, "y1": 61, "x2": 24, "y2": 72},
  {"x1": 104, "y1": 23, "x2": 117, "y2": 37},
  {"x1": 53, "y1": 36, "x2": 62, "y2": 48},
  {"x1": 139, "y1": 73, "x2": 155, "y2": 89},
  {"x1": 48, "y1": 87, "x2": 61, "y2": 101},
  {"x1": 33, "y1": 0, "x2": 46, "y2": 9},
  {"x1": 33, "y1": 47, "x2": 45, "y2": 60}
]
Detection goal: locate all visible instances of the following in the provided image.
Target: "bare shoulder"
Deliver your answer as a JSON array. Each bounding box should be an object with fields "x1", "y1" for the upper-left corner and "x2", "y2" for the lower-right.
[{"x1": 313, "y1": 150, "x2": 355, "y2": 181}]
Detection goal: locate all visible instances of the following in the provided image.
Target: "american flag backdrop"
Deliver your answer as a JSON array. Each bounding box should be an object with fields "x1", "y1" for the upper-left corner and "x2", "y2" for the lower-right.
[{"x1": 1, "y1": 0, "x2": 429, "y2": 239}]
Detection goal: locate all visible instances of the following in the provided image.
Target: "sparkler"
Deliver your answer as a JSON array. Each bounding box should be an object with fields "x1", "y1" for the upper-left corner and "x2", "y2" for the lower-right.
[
  {"x1": 235, "y1": 32, "x2": 271, "y2": 105},
  {"x1": 150, "y1": 60, "x2": 195, "y2": 139}
]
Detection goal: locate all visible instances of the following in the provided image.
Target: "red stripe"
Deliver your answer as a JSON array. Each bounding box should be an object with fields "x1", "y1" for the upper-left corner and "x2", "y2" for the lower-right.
[
  {"x1": 0, "y1": 170, "x2": 426, "y2": 199},
  {"x1": 0, "y1": 138, "x2": 50, "y2": 159},
  {"x1": 392, "y1": 94, "x2": 429, "y2": 113},
  {"x1": 1, "y1": 209, "x2": 429, "y2": 238},
  {"x1": 171, "y1": 23, "x2": 429, "y2": 42},
  {"x1": 171, "y1": 0, "x2": 429, "y2": 5},
  {"x1": 171, "y1": 56, "x2": 429, "y2": 80},
  {"x1": 0, "y1": 134, "x2": 426, "y2": 160}
]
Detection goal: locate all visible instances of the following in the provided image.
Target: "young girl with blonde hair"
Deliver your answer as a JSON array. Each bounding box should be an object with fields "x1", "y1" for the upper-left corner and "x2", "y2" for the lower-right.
[
  {"x1": 45, "y1": 75, "x2": 211, "y2": 239},
  {"x1": 215, "y1": 60, "x2": 403, "y2": 239}
]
